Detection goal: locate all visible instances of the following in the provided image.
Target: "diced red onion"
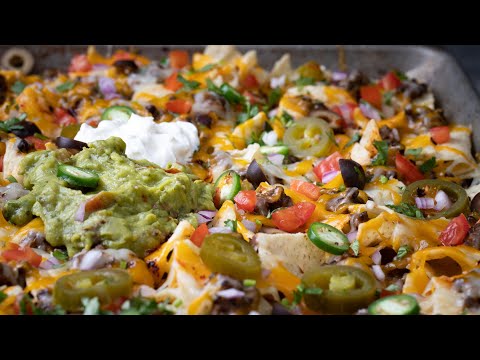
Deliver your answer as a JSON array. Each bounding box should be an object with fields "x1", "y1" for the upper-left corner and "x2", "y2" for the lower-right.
[
  {"x1": 270, "y1": 75, "x2": 286, "y2": 88},
  {"x1": 336, "y1": 104, "x2": 354, "y2": 125},
  {"x1": 322, "y1": 170, "x2": 339, "y2": 184},
  {"x1": 217, "y1": 288, "x2": 245, "y2": 299},
  {"x1": 332, "y1": 71, "x2": 347, "y2": 81},
  {"x1": 39, "y1": 260, "x2": 56, "y2": 270},
  {"x1": 209, "y1": 227, "x2": 232, "y2": 234},
  {"x1": 98, "y1": 77, "x2": 119, "y2": 99},
  {"x1": 92, "y1": 64, "x2": 108, "y2": 71},
  {"x1": 75, "y1": 201, "x2": 87, "y2": 222},
  {"x1": 415, "y1": 196, "x2": 435, "y2": 209},
  {"x1": 196, "y1": 210, "x2": 217, "y2": 224},
  {"x1": 347, "y1": 231, "x2": 358, "y2": 243},
  {"x1": 74, "y1": 249, "x2": 112, "y2": 271},
  {"x1": 372, "y1": 265, "x2": 385, "y2": 281},
  {"x1": 359, "y1": 102, "x2": 381, "y2": 120},
  {"x1": 268, "y1": 108, "x2": 278, "y2": 118},
  {"x1": 268, "y1": 154, "x2": 284, "y2": 166},
  {"x1": 371, "y1": 250, "x2": 382, "y2": 265},
  {"x1": 242, "y1": 220, "x2": 257, "y2": 233},
  {"x1": 0, "y1": 183, "x2": 30, "y2": 201},
  {"x1": 434, "y1": 190, "x2": 452, "y2": 211},
  {"x1": 262, "y1": 268, "x2": 272, "y2": 278}
]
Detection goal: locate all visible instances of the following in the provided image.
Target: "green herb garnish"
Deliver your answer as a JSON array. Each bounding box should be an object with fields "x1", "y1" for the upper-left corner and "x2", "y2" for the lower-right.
[
  {"x1": 52, "y1": 249, "x2": 68, "y2": 261},
  {"x1": 11, "y1": 81, "x2": 26, "y2": 94},
  {"x1": 350, "y1": 239, "x2": 360, "y2": 256},
  {"x1": 177, "y1": 74, "x2": 200, "y2": 91},
  {"x1": 395, "y1": 245, "x2": 412, "y2": 260},
  {"x1": 344, "y1": 133, "x2": 361, "y2": 149},
  {"x1": 371, "y1": 140, "x2": 389, "y2": 166},
  {"x1": 386, "y1": 203, "x2": 424, "y2": 219},
  {"x1": 420, "y1": 157, "x2": 437, "y2": 173},
  {"x1": 224, "y1": 219, "x2": 238, "y2": 232},
  {"x1": 243, "y1": 279, "x2": 256, "y2": 287},
  {"x1": 56, "y1": 80, "x2": 76, "y2": 93}
]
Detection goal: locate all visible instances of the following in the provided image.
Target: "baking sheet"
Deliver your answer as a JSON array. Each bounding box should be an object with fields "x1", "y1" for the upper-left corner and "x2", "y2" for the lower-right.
[{"x1": 1, "y1": 45, "x2": 479, "y2": 150}]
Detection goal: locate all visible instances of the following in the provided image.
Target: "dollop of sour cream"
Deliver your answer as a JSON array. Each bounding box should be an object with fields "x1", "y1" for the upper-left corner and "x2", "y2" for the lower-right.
[{"x1": 75, "y1": 114, "x2": 200, "y2": 168}]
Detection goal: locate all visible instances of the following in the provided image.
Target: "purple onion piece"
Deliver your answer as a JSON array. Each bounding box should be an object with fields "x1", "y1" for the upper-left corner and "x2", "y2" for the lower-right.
[{"x1": 359, "y1": 102, "x2": 381, "y2": 120}]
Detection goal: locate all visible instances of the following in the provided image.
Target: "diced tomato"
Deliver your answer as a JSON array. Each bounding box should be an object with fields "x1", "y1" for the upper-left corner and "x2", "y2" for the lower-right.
[
  {"x1": 164, "y1": 71, "x2": 183, "y2": 92},
  {"x1": 169, "y1": 50, "x2": 189, "y2": 69},
  {"x1": 313, "y1": 151, "x2": 342, "y2": 182},
  {"x1": 24, "y1": 136, "x2": 47, "y2": 150},
  {"x1": 395, "y1": 153, "x2": 424, "y2": 184},
  {"x1": 68, "y1": 54, "x2": 92, "y2": 73},
  {"x1": 166, "y1": 99, "x2": 192, "y2": 114},
  {"x1": 0, "y1": 155, "x2": 3, "y2": 172},
  {"x1": 234, "y1": 190, "x2": 257, "y2": 212},
  {"x1": 272, "y1": 202, "x2": 315, "y2": 233},
  {"x1": 439, "y1": 214, "x2": 470, "y2": 246},
  {"x1": 104, "y1": 297, "x2": 128, "y2": 313},
  {"x1": 241, "y1": 74, "x2": 259, "y2": 89},
  {"x1": 191, "y1": 223, "x2": 209, "y2": 247},
  {"x1": 54, "y1": 108, "x2": 77, "y2": 127},
  {"x1": 2, "y1": 245, "x2": 42, "y2": 267},
  {"x1": 290, "y1": 180, "x2": 320, "y2": 201},
  {"x1": 379, "y1": 71, "x2": 402, "y2": 91},
  {"x1": 332, "y1": 103, "x2": 357, "y2": 126},
  {"x1": 430, "y1": 126, "x2": 450, "y2": 144},
  {"x1": 360, "y1": 85, "x2": 382, "y2": 109}
]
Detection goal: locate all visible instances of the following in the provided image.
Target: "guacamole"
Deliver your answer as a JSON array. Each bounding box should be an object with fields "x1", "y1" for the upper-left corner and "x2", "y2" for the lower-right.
[{"x1": 3, "y1": 137, "x2": 215, "y2": 257}]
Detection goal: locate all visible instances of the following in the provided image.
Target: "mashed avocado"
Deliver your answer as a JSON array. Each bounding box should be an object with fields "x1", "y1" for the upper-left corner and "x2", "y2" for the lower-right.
[{"x1": 4, "y1": 137, "x2": 215, "y2": 257}]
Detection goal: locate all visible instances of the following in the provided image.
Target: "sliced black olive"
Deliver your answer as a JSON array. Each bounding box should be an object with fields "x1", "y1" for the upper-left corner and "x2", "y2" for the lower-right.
[
  {"x1": 246, "y1": 160, "x2": 268, "y2": 188},
  {"x1": 145, "y1": 104, "x2": 161, "y2": 120},
  {"x1": 271, "y1": 302, "x2": 292, "y2": 315},
  {"x1": 11, "y1": 120, "x2": 41, "y2": 138},
  {"x1": 55, "y1": 136, "x2": 87, "y2": 150},
  {"x1": 1, "y1": 48, "x2": 34, "y2": 74},
  {"x1": 113, "y1": 60, "x2": 139, "y2": 75},
  {"x1": 195, "y1": 114, "x2": 213, "y2": 128},
  {"x1": 471, "y1": 193, "x2": 480, "y2": 212},
  {"x1": 17, "y1": 139, "x2": 31, "y2": 153},
  {"x1": 339, "y1": 159, "x2": 366, "y2": 190}
]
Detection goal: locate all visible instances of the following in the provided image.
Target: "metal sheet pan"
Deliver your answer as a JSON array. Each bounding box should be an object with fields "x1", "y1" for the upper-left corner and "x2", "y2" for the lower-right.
[{"x1": 1, "y1": 45, "x2": 479, "y2": 149}]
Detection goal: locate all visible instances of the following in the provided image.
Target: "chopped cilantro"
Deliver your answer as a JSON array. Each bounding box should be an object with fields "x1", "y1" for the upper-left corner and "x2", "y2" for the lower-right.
[
  {"x1": 350, "y1": 239, "x2": 360, "y2": 256},
  {"x1": 255, "y1": 219, "x2": 262, "y2": 227},
  {"x1": 6, "y1": 175, "x2": 17, "y2": 183},
  {"x1": 34, "y1": 133, "x2": 48, "y2": 140},
  {"x1": 11, "y1": 81, "x2": 26, "y2": 94},
  {"x1": 0, "y1": 291, "x2": 6, "y2": 304},
  {"x1": 379, "y1": 175, "x2": 388, "y2": 184},
  {"x1": 420, "y1": 157, "x2": 437, "y2": 173},
  {"x1": 0, "y1": 114, "x2": 26, "y2": 133},
  {"x1": 120, "y1": 297, "x2": 174, "y2": 315},
  {"x1": 196, "y1": 63, "x2": 215, "y2": 72},
  {"x1": 207, "y1": 79, "x2": 245, "y2": 105},
  {"x1": 295, "y1": 77, "x2": 315, "y2": 87},
  {"x1": 338, "y1": 184, "x2": 346, "y2": 192},
  {"x1": 52, "y1": 249, "x2": 68, "y2": 261},
  {"x1": 343, "y1": 133, "x2": 361, "y2": 149},
  {"x1": 395, "y1": 245, "x2": 412, "y2": 260},
  {"x1": 266, "y1": 87, "x2": 282, "y2": 110},
  {"x1": 160, "y1": 57, "x2": 169, "y2": 67},
  {"x1": 119, "y1": 260, "x2": 128, "y2": 269},
  {"x1": 224, "y1": 219, "x2": 237, "y2": 232},
  {"x1": 173, "y1": 299, "x2": 183, "y2": 308},
  {"x1": 326, "y1": 130, "x2": 339, "y2": 147},
  {"x1": 395, "y1": 70, "x2": 409, "y2": 81},
  {"x1": 371, "y1": 140, "x2": 389, "y2": 166},
  {"x1": 56, "y1": 80, "x2": 76, "y2": 93},
  {"x1": 405, "y1": 148, "x2": 422, "y2": 159},
  {"x1": 177, "y1": 74, "x2": 200, "y2": 91},
  {"x1": 279, "y1": 111, "x2": 294, "y2": 127},
  {"x1": 383, "y1": 91, "x2": 394, "y2": 106},
  {"x1": 386, "y1": 203, "x2": 424, "y2": 219}
]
